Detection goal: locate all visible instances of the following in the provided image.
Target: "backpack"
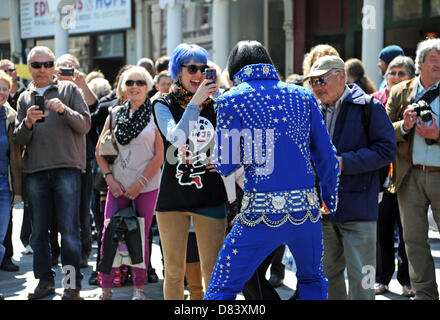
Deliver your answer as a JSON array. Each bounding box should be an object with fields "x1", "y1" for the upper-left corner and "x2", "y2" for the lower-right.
[{"x1": 361, "y1": 95, "x2": 391, "y2": 192}]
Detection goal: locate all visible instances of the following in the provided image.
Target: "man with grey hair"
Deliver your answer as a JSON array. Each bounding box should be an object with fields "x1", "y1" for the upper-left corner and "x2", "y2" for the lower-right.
[
  {"x1": 14, "y1": 46, "x2": 91, "y2": 300},
  {"x1": 386, "y1": 37, "x2": 440, "y2": 300},
  {"x1": 55, "y1": 53, "x2": 99, "y2": 270},
  {"x1": 305, "y1": 55, "x2": 396, "y2": 300},
  {"x1": 137, "y1": 57, "x2": 155, "y2": 77}
]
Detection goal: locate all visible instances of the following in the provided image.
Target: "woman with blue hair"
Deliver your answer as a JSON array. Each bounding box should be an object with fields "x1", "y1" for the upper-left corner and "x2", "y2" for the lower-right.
[{"x1": 152, "y1": 43, "x2": 228, "y2": 300}]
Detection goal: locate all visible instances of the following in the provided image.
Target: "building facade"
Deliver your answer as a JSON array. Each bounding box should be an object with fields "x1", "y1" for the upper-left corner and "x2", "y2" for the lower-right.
[{"x1": 4, "y1": 0, "x2": 440, "y2": 85}]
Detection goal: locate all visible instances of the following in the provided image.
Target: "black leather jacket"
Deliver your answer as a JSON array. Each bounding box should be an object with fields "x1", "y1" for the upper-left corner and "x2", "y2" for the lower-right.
[{"x1": 97, "y1": 205, "x2": 143, "y2": 274}]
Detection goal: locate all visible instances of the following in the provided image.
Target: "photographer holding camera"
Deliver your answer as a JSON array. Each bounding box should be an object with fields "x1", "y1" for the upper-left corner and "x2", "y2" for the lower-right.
[
  {"x1": 386, "y1": 38, "x2": 440, "y2": 300},
  {"x1": 14, "y1": 46, "x2": 91, "y2": 300}
]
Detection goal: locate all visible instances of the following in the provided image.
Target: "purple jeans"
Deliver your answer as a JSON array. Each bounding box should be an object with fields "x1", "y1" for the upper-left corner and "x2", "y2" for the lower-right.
[{"x1": 100, "y1": 189, "x2": 158, "y2": 288}]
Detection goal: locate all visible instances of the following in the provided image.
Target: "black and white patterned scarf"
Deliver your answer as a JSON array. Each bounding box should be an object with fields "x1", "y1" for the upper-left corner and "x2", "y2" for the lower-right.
[{"x1": 115, "y1": 99, "x2": 152, "y2": 145}]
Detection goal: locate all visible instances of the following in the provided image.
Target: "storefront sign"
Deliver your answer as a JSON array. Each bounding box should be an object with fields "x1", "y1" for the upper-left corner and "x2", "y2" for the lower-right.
[{"x1": 20, "y1": 0, "x2": 132, "y2": 39}]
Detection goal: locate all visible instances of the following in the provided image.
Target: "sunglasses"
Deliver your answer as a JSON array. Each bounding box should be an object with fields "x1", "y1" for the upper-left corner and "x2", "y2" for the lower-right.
[
  {"x1": 30, "y1": 61, "x2": 54, "y2": 69},
  {"x1": 2, "y1": 68, "x2": 16, "y2": 73},
  {"x1": 388, "y1": 70, "x2": 408, "y2": 77},
  {"x1": 125, "y1": 79, "x2": 147, "y2": 87},
  {"x1": 181, "y1": 64, "x2": 209, "y2": 75},
  {"x1": 309, "y1": 70, "x2": 340, "y2": 88}
]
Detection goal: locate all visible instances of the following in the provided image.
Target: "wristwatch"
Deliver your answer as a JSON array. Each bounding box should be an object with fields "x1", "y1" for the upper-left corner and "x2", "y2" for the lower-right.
[{"x1": 103, "y1": 172, "x2": 113, "y2": 179}]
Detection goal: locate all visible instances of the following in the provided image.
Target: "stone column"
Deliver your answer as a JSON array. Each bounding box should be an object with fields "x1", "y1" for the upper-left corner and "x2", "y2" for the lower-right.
[
  {"x1": 8, "y1": 0, "x2": 22, "y2": 63},
  {"x1": 54, "y1": 11, "x2": 69, "y2": 58},
  {"x1": 160, "y1": 0, "x2": 189, "y2": 56},
  {"x1": 362, "y1": 0, "x2": 385, "y2": 88},
  {"x1": 212, "y1": 0, "x2": 230, "y2": 70},
  {"x1": 48, "y1": 0, "x2": 74, "y2": 58},
  {"x1": 135, "y1": 0, "x2": 144, "y2": 61},
  {"x1": 283, "y1": 0, "x2": 294, "y2": 78}
]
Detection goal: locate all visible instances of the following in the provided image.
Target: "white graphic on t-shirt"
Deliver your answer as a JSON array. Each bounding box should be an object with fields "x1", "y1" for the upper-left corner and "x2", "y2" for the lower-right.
[{"x1": 175, "y1": 116, "x2": 214, "y2": 189}]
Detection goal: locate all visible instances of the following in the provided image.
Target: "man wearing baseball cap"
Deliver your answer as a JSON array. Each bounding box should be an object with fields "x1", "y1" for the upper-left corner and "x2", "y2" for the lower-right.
[{"x1": 305, "y1": 55, "x2": 397, "y2": 300}]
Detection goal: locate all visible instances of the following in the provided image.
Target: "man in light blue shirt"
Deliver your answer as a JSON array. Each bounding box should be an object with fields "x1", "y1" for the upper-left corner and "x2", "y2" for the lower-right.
[{"x1": 386, "y1": 38, "x2": 440, "y2": 300}]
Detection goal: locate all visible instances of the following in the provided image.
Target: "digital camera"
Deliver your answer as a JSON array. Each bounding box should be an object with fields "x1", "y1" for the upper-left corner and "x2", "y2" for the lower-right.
[{"x1": 410, "y1": 100, "x2": 433, "y2": 123}]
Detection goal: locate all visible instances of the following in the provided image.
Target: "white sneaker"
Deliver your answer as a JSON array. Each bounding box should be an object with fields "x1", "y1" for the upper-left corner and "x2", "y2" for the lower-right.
[
  {"x1": 24, "y1": 245, "x2": 33, "y2": 255},
  {"x1": 132, "y1": 288, "x2": 146, "y2": 300}
]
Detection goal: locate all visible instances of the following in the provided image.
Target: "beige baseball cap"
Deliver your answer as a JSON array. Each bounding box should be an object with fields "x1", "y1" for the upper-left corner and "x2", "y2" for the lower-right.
[{"x1": 304, "y1": 55, "x2": 345, "y2": 80}]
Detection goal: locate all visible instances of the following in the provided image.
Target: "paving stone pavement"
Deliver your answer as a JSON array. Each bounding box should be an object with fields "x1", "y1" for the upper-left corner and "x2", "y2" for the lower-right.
[{"x1": 1, "y1": 204, "x2": 440, "y2": 301}]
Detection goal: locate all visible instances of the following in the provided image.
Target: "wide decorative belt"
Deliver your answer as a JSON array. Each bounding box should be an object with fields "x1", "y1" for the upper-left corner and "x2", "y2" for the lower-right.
[{"x1": 235, "y1": 187, "x2": 321, "y2": 228}]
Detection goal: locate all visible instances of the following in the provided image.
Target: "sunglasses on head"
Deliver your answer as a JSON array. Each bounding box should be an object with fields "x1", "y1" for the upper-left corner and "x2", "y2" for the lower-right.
[
  {"x1": 388, "y1": 70, "x2": 408, "y2": 77},
  {"x1": 309, "y1": 70, "x2": 340, "y2": 88},
  {"x1": 181, "y1": 64, "x2": 209, "y2": 75},
  {"x1": 30, "y1": 61, "x2": 54, "y2": 69},
  {"x1": 125, "y1": 79, "x2": 147, "y2": 87}
]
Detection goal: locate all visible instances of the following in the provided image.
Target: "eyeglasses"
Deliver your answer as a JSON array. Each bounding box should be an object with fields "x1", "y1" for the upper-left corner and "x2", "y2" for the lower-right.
[
  {"x1": 30, "y1": 61, "x2": 54, "y2": 69},
  {"x1": 125, "y1": 79, "x2": 147, "y2": 87},
  {"x1": 309, "y1": 70, "x2": 340, "y2": 88},
  {"x1": 2, "y1": 68, "x2": 16, "y2": 73},
  {"x1": 388, "y1": 70, "x2": 408, "y2": 78},
  {"x1": 181, "y1": 64, "x2": 209, "y2": 75}
]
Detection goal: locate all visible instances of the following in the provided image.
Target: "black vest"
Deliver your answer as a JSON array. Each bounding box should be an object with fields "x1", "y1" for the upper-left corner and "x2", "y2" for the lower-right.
[{"x1": 152, "y1": 95, "x2": 227, "y2": 212}]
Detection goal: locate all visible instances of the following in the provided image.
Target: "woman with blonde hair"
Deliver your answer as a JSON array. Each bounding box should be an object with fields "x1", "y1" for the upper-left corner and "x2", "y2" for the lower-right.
[
  {"x1": 303, "y1": 44, "x2": 340, "y2": 78},
  {"x1": 96, "y1": 66, "x2": 163, "y2": 300},
  {"x1": 0, "y1": 70, "x2": 22, "y2": 300}
]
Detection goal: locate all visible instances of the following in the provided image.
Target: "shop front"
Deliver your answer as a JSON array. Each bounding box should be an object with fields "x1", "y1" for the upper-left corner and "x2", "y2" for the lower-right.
[{"x1": 20, "y1": 0, "x2": 133, "y2": 84}]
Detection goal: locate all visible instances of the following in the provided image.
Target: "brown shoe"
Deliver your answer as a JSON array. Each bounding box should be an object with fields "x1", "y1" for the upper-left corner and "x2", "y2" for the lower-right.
[
  {"x1": 61, "y1": 289, "x2": 82, "y2": 300},
  {"x1": 28, "y1": 283, "x2": 55, "y2": 300}
]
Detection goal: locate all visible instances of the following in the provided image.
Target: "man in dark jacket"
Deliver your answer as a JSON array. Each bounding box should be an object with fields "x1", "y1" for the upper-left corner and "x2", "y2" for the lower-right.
[{"x1": 305, "y1": 56, "x2": 397, "y2": 300}]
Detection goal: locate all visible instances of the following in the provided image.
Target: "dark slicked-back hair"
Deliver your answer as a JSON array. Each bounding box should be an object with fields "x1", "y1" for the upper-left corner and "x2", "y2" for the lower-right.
[{"x1": 227, "y1": 40, "x2": 274, "y2": 82}]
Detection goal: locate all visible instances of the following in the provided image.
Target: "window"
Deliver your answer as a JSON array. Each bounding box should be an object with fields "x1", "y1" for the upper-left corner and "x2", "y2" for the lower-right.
[
  {"x1": 431, "y1": 0, "x2": 440, "y2": 17},
  {"x1": 200, "y1": 4, "x2": 210, "y2": 28},
  {"x1": 95, "y1": 33, "x2": 124, "y2": 57},
  {"x1": 392, "y1": 0, "x2": 423, "y2": 21}
]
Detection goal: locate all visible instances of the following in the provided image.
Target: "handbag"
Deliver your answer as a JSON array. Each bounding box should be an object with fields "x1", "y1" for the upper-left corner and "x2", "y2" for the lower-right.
[{"x1": 98, "y1": 107, "x2": 119, "y2": 163}]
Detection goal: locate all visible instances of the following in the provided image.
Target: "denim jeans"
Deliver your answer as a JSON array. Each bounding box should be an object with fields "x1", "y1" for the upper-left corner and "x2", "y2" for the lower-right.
[
  {"x1": 27, "y1": 168, "x2": 83, "y2": 289},
  {"x1": 0, "y1": 175, "x2": 11, "y2": 265}
]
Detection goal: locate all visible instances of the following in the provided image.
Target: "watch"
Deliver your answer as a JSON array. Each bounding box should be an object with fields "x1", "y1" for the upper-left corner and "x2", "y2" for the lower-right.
[{"x1": 103, "y1": 172, "x2": 112, "y2": 179}]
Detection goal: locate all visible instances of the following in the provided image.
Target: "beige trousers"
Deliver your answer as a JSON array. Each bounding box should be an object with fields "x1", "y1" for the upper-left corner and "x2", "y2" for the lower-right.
[
  {"x1": 156, "y1": 211, "x2": 226, "y2": 300},
  {"x1": 397, "y1": 167, "x2": 440, "y2": 300}
]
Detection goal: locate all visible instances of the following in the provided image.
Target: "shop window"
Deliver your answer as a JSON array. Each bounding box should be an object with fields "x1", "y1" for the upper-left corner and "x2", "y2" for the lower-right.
[
  {"x1": 392, "y1": 0, "x2": 423, "y2": 21},
  {"x1": 0, "y1": 43, "x2": 10, "y2": 60},
  {"x1": 69, "y1": 36, "x2": 90, "y2": 73},
  {"x1": 431, "y1": 0, "x2": 440, "y2": 17},
  {"x1": 96, "y1": 33, "x2": 124, "y2": 58}
]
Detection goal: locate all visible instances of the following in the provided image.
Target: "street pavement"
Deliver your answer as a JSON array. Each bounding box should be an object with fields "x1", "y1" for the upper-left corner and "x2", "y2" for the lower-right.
[{"x1": 1, "y1": 203, "x2": 440, "y2": 301}]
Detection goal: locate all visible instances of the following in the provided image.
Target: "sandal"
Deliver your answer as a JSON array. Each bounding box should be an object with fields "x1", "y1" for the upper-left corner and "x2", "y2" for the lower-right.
[
  {"x1": 402, "y1": 285, "x2": 415, "y2": 298},
  {"x1": 374, "y1": 283, "x2": 388, "y2": 295},
  {"x1": 99, "y1": 289, "x2": 113, "y2": 300},
  {"x1": 132, "y1": 288, "x2": 146, "y2": 300}
]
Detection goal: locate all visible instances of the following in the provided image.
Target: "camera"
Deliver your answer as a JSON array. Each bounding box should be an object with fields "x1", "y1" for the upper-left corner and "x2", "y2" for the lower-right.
[
  {"x1": 60, "y1": 67, "x2": 74, "y2": 76},
  {"x1": 410, "y1": 100, "x2": 433, "y2": 123}
]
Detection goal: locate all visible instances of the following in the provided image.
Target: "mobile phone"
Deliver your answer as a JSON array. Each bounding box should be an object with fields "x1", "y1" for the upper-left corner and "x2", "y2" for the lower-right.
[
  {"x1": 204, "y1": 68, "x2": 217, "y2": 84},
  {"x1": 60, "y1": 67, "x2": 74, "y2": 76},
  {"x1": 35, "y1": 95, "x2": 45, "y2": 123}
]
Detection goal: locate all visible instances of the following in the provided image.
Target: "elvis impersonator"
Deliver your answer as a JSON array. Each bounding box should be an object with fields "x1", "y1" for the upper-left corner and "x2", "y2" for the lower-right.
[{"x1": 204, "y1": 41, "x2": 340, "y2": 300}]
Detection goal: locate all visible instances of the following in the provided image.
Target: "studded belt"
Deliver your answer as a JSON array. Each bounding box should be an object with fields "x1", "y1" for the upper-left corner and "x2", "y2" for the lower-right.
[{"x1": 235, "y1": 187, "x2": 321, "y2": 227}]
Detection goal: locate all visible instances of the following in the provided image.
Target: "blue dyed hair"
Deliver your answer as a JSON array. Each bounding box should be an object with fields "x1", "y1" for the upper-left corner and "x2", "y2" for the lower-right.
[{"x1": 168, "y1": 43, "x2": 210, "y2": 81}]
